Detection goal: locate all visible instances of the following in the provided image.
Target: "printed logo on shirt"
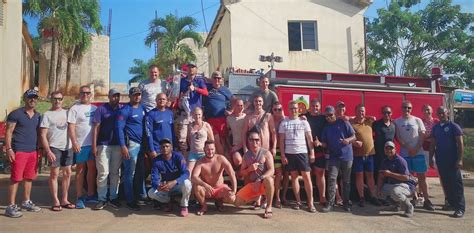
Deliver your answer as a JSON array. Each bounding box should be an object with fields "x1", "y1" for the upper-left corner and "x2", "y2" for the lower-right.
[
  {"x1": 132, "y1": 114, "x2": 139, "y2": 118},
  {"x1": 444, "y1": 127, "x2": 450, "y2": 132}
]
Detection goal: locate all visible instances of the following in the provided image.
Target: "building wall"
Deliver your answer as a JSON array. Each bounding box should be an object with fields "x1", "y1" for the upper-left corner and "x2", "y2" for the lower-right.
[
  {"x1": 208, "y1": 0, "x2": 368, "y2": 74},
  {"x1": 38, "y1": 35, "x2": 110, "y2": 97},
  {"x1": 21, "y1": 23, "x2": 37, "y2": 92},
  {"x1": 182, "y1": 32, "x2": 209, "y2": 77},
  {"x1": 0, "y1": 0, "x2": 23, "y2": 118},
  {"x1": 207, "y1": 11, "x2": 232, "y2": 75}
]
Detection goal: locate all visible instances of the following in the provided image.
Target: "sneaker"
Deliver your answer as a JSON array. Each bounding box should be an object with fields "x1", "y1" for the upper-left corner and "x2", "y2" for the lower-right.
[
  {"x1": 126, "y1": 202, "x2": 141, "y2": 211},
  {"x1": 321, "y1": 203, "x2": 333, "y2": 213},
  {"x1": 370, "y1": 197, "x2": 382, "y2": 206},
  {"x1": 109, "y1": 199, "x2": 122, "y2": 209},
  {"x1": 403, "y1": 203, "x2": 414, "y2": 218},
  {"x1": 358, "y1": 198, "x2": 365, "y2": 207},
  {"x1": 137, "y1": 197, "x2": 150, "y2": 206},
  {"x1": 451, "y1": 210, "x2": 464, "y2": 218},
  {"x1": 423, "y1": 199, "x2": 435, "y2": 211},
  {"x1": 416, "y1": 195, "x2": 424, "y2": 206},
  {"x1": 153, "y1": 200, "x2": 161, "y2": 210},
  {"x1": 180, "y1": 207, "x2": 189, "y2": 217},
  {"x1": 21, "y1": 200, "x2": 41, "y2": 212},
  {"x1": 343, "y1": 204, "x2": 352, "y2": 212},
  {"x1": 442, "y1": 200, "x2": 453, "y2": 211},
  {"x1": 76, "y1": 198, "x2": 86, "y2": 209},
  {"x1": 93, "y1": 201, "x2": 107, "y2": 210},
  {"x1": 5, "y1": 205, "x2": 23, "y2": 218},
  {"x1": 85, "y1": 195, "x2": 99, "y2": 204}
]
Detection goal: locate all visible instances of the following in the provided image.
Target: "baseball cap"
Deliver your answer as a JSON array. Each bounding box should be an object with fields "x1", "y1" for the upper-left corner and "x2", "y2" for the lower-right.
[
  {"x1": 336, "y1": 101, "x2": 345, "y2": 107},
  {"x1": 384, "y1": 141, "x2": 396, "y2": 148},
  {"x1": 159, "y1": 138, "x2": 173, "y2": 145},
  {"x1": 23, "y1": 89, "x2": 39, "y2": 98},
  {"x1": 325, "y1": 105, "x2": 335, "y2": 114},
  {"x1": 108, "y1": 88, "x2": 120, "y2": 96},
  {"x1": 187, "y1": 62, "x2": 197, "y2": 67},
  {"x1": 212, "y1": 71, "x2": 223, "y2": 78},
  {"x1": 129, "y1": 87, "x2": 141, "y2": 95}
]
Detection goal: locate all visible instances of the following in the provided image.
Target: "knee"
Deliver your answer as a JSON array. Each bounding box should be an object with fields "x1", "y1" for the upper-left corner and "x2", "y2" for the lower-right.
[{"x1": 182, "y1": 179, "x2": 192, "y2": 193}]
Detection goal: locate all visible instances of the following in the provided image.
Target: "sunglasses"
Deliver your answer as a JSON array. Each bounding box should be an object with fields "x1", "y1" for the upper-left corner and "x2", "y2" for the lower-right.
[
  {"x1": 52, "y1": 97, "x2": 63, "y2": 101},
  {"x1": 80, "y1": 91, "x2": 92, "y2": 95},
  {"x1": 383, "y1": 111, "x2": 392, "y2": 114},
  {"x1": 248, "y1": 138, "x2": 260, "y2": 142},
  {"x1": 325, "y1": 114, "x2": 335, "y2": 118},
  {"x1": 273, "y1": 108, "x2": 282, "y2": 112},
  {"x1": 402, "y1": 106, "x2": 412, "y2": 109}
]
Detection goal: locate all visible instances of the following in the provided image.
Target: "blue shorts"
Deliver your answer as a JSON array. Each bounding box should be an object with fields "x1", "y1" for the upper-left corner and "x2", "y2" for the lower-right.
[
  {"x1": 403, "y1": 154, "x2": 427, "y2": 173},
  {"x1": 74, "y1": 146, "x2": 94, "y2": 164},
  {"x1": 188, "y1": 152, "x2": 204, "y2": 162},
  {"x1": 353, "y1": 155, "x2": 374, "y2": 173}
]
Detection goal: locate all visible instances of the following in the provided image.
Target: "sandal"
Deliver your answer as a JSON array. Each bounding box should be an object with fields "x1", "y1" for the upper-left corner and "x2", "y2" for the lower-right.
[
  {"x1": 263, "y1": 210, "x2": 273, "y2": 219},
  {"x1": 196, "y1": 206, "x2": 207, "y2": 216},
  {"x1": 215, "y1": 201, "x2": 224, "y2": 212},
  {"x1": 308, "y1": 206, "x2": 317, "y2": 213},
  {"x1": 274, "y1": 200, "x2": 282, "y2": 209},
  {"x1": 252, "y1": 201, "x2": 262, "y2": 210},
  {"x1": 61, "y1": 203, "x2": 76, "y2": 209},
  {"x1": 292, "y1": 202, "x2": 302, "y2": 210},
  {"x1": 51, "y1": 205, "x2": 62, "y2": 212}
]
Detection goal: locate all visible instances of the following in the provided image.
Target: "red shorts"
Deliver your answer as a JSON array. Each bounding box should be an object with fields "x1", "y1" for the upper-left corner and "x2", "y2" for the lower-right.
[
  {"x1": 206, "y1": 183, "x2": 232, "y2": 199},
  {"x1": 236, "y1": 182, "x2": 266, "y2": 202},
  {"x1": 11, "y1": 151, "x2": 38, "y2": 182},
  {"x1": 207, "y1": 117, "x2": 227, "y2": 135}
]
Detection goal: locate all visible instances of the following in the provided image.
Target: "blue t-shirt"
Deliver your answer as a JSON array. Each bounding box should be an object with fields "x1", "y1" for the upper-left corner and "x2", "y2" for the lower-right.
[
  {"x1": 145, "y1": 109, "x2": 175, "y2": 153},
  {"x1": 116, "y1": 103, "x2": 146, "y2": 146},
  {"x1": 93, "y1": 103, "x2": 121, "y2": 146},
  {"x1": 151, "y1": 151, "x2": 189, "y2": 190},
  {"x1": 380, "y1": 154, "x2": 414, "y2": 191},
  {"x1": 203, "y1": 84, "x2": 233, "y2": 119},
  {"x1": 179, "y1": 76, "x2": 207, "y2": 113},
  {"x1": 321, "y1": 119, "x2": 355, "y2": 161},
  {"x1": 431, "y1": 121, "x2": 463, "y2": 166},
  {"x1": 7, "y1": 108, "x2": 41, "y2": 152}
]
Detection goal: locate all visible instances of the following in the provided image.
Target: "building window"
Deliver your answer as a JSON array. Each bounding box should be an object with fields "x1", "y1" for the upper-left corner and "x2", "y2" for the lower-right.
[
  {"x1": 217, "y1": 39, "x2": 222, "y2": 66},
  {"x1": 288, "y1": 21, "x2": 318, "y2": 51}
]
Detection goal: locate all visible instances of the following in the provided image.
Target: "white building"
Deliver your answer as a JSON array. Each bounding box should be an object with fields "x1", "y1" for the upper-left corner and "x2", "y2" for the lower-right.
[{"x1": 205, "y1": 0, "x2": 372, "y2": 75}]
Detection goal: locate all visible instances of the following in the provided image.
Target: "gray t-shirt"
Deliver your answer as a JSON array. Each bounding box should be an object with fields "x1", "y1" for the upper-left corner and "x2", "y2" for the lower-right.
[
  {"x1": 40, "y1": 109, "x2": 71, "y2": 150},
  {"x1": 249, "y1": 89, "x2": 279, "y2": 113},
  {"x1": 139, "y1": 79, "x2": 165, "y2": 112},
  {"x1": 67, "y1": 104, "x2": 97, "y2": 147},
  {"x1": 394, "y1": 116, "x2": 426, "y2": 157}
]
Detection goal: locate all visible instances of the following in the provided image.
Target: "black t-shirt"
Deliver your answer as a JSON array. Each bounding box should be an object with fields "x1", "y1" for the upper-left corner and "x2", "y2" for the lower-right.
[
  {"x1": 7, "y1": 108, "x2": 41, "y2": 152},
  {"x1": 302, "y1": 113, "x2": 326, "y2": 153},
  {"x1": 372, "y1": 119, "x2": 396, "y2": 156}
]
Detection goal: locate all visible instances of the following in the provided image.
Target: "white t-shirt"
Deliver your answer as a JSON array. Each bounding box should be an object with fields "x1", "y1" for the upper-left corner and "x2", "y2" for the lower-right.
[
  {"x1": 279, "y1": 118, "x2": 311, "y2": 154},
  {"x1": 67, "y1": 104, "x2": 97, "y2": 147},
  {"x1": 394, "y1": 116, "x2": 426, "y2": 157},
  {"x1": 40, "y1": 109, "x2": 71, "y2": 150},
  {"x1": 139, "y1": 79, "x2": 165, "y2": 112}
]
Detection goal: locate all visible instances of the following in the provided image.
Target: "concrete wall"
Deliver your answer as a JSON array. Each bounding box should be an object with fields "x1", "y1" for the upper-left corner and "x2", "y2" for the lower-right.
[
  {"x1": 207, "y1": 0, "x2": 368, "y2": 74},
  {"x1": 0, "y1": 0, "x2": 23, "y2": 118},
  {"x1": 207, "y1": 10, "x2": 232, "y2": 75},
  {"x1": 21, "y1": 23, "x2": 37, "y2": 92},
  {"x1": 38, "y1": 35, "x2": 110, "y2": 97}
]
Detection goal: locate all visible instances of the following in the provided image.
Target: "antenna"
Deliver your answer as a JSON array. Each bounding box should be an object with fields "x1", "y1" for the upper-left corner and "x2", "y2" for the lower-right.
[
  {"x1": 155, "y1": 10, "x2": 158, "y2": 57},
  {"x1": 107, "y1": 8, "x2": 112, "y2": 37}
]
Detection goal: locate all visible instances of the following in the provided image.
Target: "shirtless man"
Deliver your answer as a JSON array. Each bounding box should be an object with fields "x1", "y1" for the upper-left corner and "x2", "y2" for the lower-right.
[{"x1": 191, "y1": 141, "x2": 237, "y2": 216}]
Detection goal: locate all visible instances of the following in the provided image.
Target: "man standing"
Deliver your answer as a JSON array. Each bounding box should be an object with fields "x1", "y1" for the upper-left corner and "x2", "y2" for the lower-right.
[
  {"x1": 372, "y1": 105, "x2": 396, "y2": 177},
  {"x1": 40, "y1": 91, "x2": 75, "y2": 211},
  {"x1": 301, "y1": 99, "x2": 327, "y2": 206},
  {"x1": 235, "y1": 131, "x2": 275, "y2": 219},
  {"x1": 139, "y1": 65, "x2": 165, "y2": 112},
  {"x1": 145, "y1": 93, "x2": 175, "y2": 158},
  {"x1": 279, "y1": 101, "x2": 316, "y2": 212},
  {"x1": 430, "y1": 106, "x2": 466, "y2": 218},
  {"x1": 249, "y1": 76, "x2": 279, "y2": 113},
  {"x1": 148, "y1": 138, "x2": 192, "y2": 217},
  {"x1": 4, "y1": 89, "x2": 42, "y2": 218},
  {"x1": 68, "y1": 85, "x2": 98, "y2": 209},
  {"x1": 92, "y1": 89, "x2": 122, "y2": 210},
  {"x1": 321, "y1": 106, "x2": 355, "y2": 213},
  {"x1": 177, "y1": 62, "x2": 208, "y2": 152},
  {"x1": 377, "y1": 141, "x2": 416, "y2": 218},
  {"x1": 350, "y1": 104, "x2": 380, "y2": 207},
  {"x1": 394, "y1": 101, "x2": 434, "y2": 211},
  {"x1": 227, "y1": 98, "x2": 246, "y2": 168},
  {"x1": 202, "y1": 71, "x2": 233, "y2": 155},
  {"x1": 192, "y1": 140, "x2": 238, "y2": 215},
  {"x1": 115, "y1": 87, "x2": 147, "y2": 211}
]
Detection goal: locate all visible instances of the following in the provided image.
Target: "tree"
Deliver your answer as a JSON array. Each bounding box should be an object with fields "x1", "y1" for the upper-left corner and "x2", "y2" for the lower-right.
[
  {"x1": 366, "y1": 0, "x2": 474, "y2": 88},
  {"x1": 128, "y1": 58, "x2": 155, "y2": 85},
  {"x1": 144, "y1": 14, "x2": 203, "y2": 73}
]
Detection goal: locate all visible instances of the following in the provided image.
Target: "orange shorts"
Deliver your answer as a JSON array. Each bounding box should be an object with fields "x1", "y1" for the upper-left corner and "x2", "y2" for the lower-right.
[
  {"x1": 206, "y1": 183, "x2": 232, "y2": 199},
  {"x1": 236, "y1": 182, "x2": 265, "y2": 202}
]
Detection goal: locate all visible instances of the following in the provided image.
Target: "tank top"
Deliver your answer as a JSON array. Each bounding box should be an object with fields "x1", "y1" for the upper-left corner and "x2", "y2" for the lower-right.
[
  {"x1": 243, "y1": 148, "x2": 269, "y2": 182},
  {"x1": 247, "y1": 112, "x2": 271, "y2": 150},
  {"x1": 189, "y1": 122, "x2": 209, "y2": 153}
]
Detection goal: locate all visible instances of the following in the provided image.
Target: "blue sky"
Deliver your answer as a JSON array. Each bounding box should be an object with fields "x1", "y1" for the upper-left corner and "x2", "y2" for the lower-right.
[{"x1": 25, "y1": 0, "x2": 473, "y2": 84}]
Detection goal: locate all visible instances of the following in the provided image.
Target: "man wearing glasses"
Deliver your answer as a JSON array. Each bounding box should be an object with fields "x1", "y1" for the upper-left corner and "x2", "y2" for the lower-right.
[
  {"x1": 394, "y1": 101, "x2": 434, "y2": 211},
  {"x1": 4, "y1": 89, "x2": 42, "y2": 218},
  {"x1": 67, "y1": 85, "x2": 98, "y2": 209},
  {"x1": 40, "y1": 91, "x2": 75, "y2": 211},
  {"x1": 372, "y1": 106, "x2": 396, "y2": 180}
]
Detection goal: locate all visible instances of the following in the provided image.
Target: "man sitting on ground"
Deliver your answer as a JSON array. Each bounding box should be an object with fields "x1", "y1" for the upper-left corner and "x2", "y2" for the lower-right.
[{"x1": 191, "y1": 140, "x2": 238, "y2": 216}]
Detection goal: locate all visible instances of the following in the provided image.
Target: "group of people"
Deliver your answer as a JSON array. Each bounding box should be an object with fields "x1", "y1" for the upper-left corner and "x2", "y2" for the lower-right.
[{"x1": 4, "y1": 62, "x2": 466, "y2": 220}]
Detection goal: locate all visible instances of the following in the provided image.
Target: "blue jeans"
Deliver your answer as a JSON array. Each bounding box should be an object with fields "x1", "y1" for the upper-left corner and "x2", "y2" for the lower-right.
[{"x1": 122, "y1": 141, "x2": 146, "y2": 203}]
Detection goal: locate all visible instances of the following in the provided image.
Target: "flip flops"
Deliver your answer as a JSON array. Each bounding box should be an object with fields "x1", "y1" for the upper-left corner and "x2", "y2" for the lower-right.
[
  {"x1": 62, "y1": 203, "x2": 76, "y2": 209},
  {"x1": 263, "y1": 210, "x2": 273, "y2": 219},
  {"x1": 196, "y1": 207, "x2": 207, "y2": 216},
  {"x1": 51, "y1": 205, "x2": 62, "y2": 212}
]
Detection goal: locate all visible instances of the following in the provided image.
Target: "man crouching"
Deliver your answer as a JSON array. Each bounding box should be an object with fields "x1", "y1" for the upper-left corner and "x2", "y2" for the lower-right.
[{"x1": 192, "y1": 140, "x2": 238, "y2": 216}]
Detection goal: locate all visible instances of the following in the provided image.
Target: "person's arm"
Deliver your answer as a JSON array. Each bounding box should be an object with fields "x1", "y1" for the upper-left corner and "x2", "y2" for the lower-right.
[
  {"x1": 91, "y1": 123, "x2": 100, "y2": 157},
  {"x1": 455, "y1": 135, "x2": 464, "y2": 168},
  {"x1": 151, "y1": 160, "x2": 161, "y2": 190},
  {"x1": 5, "y1": 121, "x2": 17, "y2": 163},
  {"x1": 191, "y1": 162, "x2": 208, "y2": 187},
  {"x1": 341, "y1": 122, "x2": 356, "y2": 145},
  {"x1": 40, "y1": 127, "x2": 56, "y2": 163},
  {"x1": 279, "y1": 132, "x2": 288, "y2": 165},
  {"x1": 206, "y1": 123, "x2": 215, "y2": 141},
  {"x1": 195, "y1": 79, "x2": 209, "y2": 96},
  {"x1": 429, "y1": 136, "x2": 437, "y2": 168},
  {"x1": 257, "y1": 150, "x2": 275, "y2": 181},
  {"x1": 68, "y1": 123, "x2": 80, "y2": 153},
  {"x1": 305, "y1": 131, "x2": 315, "y2": 163},
  {"x1": 377, "y1": 171, "x2": 385, "y2": 193},
  {"x1": 144, "y1": 113, "x2": 157, "y2": 156},
  {"x1": 241, "y1": 116, "x2": 249, "y2": 152},
  {"x1": 223, "y1": 156, "x2": 238, "y2": 193},
  {"x1": 116, "y1": 107, "x2": 130, "y2": 159},
  {"x1": 381, "y1": 170, "x2": 409, "y2": 182},
  {"x1": 268, "y1": 114, "x2": 277, "y2": 155}
]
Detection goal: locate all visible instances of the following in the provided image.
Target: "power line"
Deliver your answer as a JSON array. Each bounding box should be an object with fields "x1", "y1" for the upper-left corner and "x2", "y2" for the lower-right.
[{"x1": 201, "y1": 0, "x2": 209, "y2": 33}]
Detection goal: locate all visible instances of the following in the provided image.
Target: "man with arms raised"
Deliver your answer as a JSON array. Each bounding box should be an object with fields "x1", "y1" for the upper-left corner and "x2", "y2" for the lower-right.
[{"x1": 192, "y1": 140, "x2": 237, "y2": 215}]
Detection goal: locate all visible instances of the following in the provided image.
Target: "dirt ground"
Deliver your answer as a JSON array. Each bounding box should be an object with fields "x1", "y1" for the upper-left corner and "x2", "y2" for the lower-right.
[{"x1": 0, "y1": 174, "x2": 472, "y2": 233}]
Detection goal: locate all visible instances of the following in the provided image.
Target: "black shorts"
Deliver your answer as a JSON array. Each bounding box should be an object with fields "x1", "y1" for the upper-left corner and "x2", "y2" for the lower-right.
[
  {"x1": 311, "y1": 157, "x2": 327, "y2": 169},
  {"x1": 285, "y1": 153, "x2": 311, "y2": 172},
  {"x1": 49, "y1": 147, "x2": 73, "y2": 168}
]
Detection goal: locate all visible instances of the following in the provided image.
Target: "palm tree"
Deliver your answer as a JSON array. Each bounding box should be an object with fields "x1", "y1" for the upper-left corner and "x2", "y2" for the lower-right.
[{"x1": 144, "y1": 14, "x2": 203, "y2": 73}]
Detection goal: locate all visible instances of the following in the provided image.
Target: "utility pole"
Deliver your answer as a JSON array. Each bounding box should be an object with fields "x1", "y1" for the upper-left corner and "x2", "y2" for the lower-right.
[{"x1": 154, "y1": 10, "x2": 159, "y2": 57}]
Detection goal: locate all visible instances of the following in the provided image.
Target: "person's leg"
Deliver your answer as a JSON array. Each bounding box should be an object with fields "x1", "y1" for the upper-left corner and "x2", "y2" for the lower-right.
[
  {"x1": 61, "y1": 166, "x2": 72, "y2": 205},
  {"x1": 315, "y1": 167, "x2": 326, "y2": 204},
  {"x1": 323, "y1": 160, "x2": 339, "y2": 212},
  {"x1": 263, "y1": 176, "x2": 274, "y2": 217},
  {"x1": 49, "y1": 167, "x2": 60, "y2": 206},
  {"x1": 274, "y1": 167, "x2": 282, "y2": 207},
  {"x1": 75, "y1": 163, "x2": 86, "y2": 199},
  {"x1": 301, "y1": 171, "x2": 314, "y2": 209},
  {"x1": 194, "y1": 184, "x2": 208, "y2": 213},
  {"x1": 355, "y1": 172, "x2": 365, "y2": 201},
  {"x1": 281, "y1": 170, "x2": 290, "y2": 204},
  {"x1": 340, "y1": 160, "x2": 353, "y2": 208},
  {"x1": 23, "y1": 179, "x2": 33, "y2": 202},
  {"x1": 123, "y1": 145, "x2": 139, "y2": 204},
  {"x1": 86, "y1": 159, "x2": 97, "y2": 197},
  {"x1": 366, "y1": 172, "x2": 376, "y2": 197},
  {"x1": 8, "y1": 182, "x2": 19, "y2": 206},
  {"x1": 134, "y1": 148, "x2": 147, "y2": 200},
  {"x1": 179, "y1": 179, "x2": 192, "y2": 207},
  {"x1": 290, "y1": 171, "x2": 301, "y2": 204},
  {"x1": 95, "y1": 145, "x2": 109, "y2": 202},
  {"x1": 108, "y1": 146, "x2": 123, "y2": 201},
  {"x1": 390, "y1": 183, "x2": 414, "y2": 217}
]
